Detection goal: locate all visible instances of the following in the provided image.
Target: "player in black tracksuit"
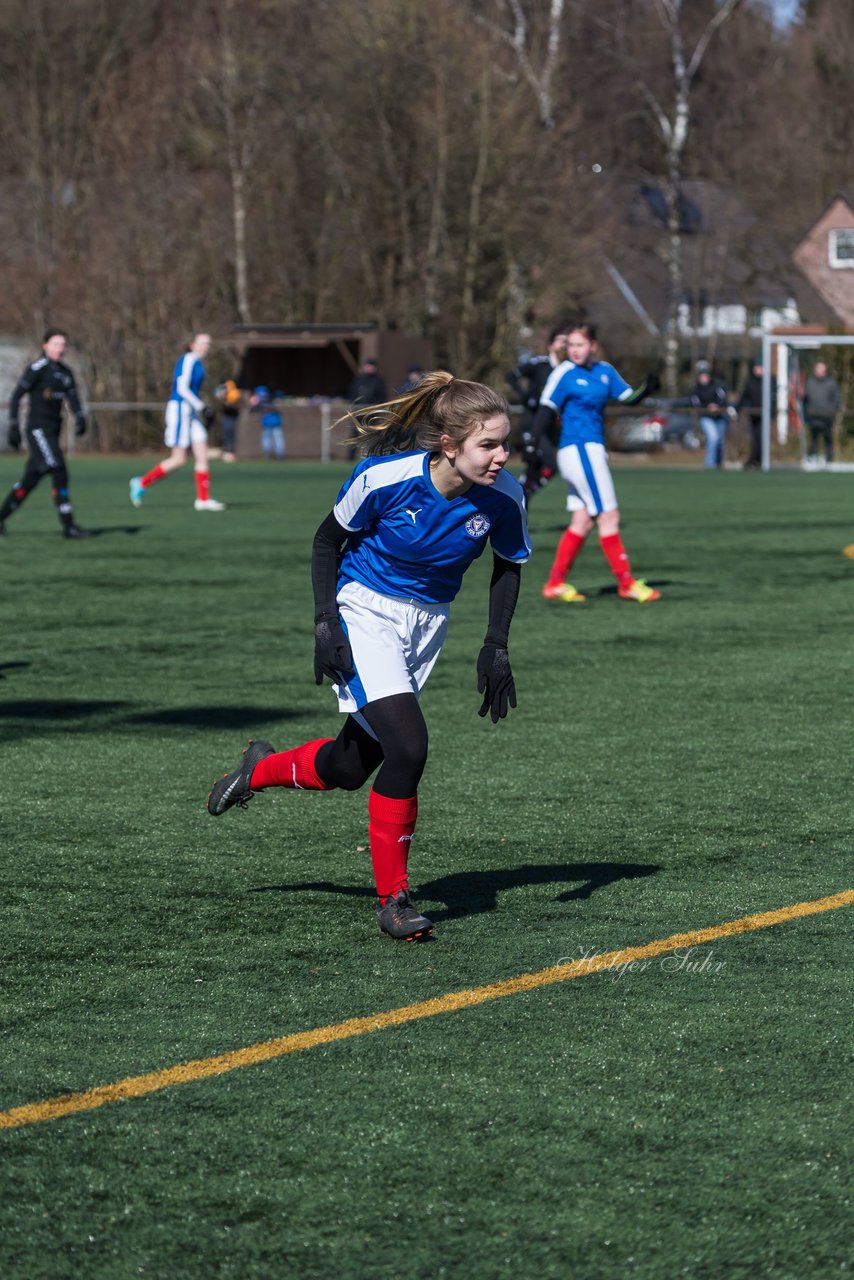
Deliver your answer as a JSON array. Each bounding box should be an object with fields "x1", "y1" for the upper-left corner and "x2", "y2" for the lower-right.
[
  {"x1": 506, "y1": 327, "x2": 567, "y2": 499},
  {"x1": 0, "y1": 329, "x2": 91, "y2": 538}
]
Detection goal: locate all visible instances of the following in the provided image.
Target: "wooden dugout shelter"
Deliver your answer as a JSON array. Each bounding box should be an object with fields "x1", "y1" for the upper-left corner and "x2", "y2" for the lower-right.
[{"x1": 229, "y1": 323, "x2": 433, "y2": 460}]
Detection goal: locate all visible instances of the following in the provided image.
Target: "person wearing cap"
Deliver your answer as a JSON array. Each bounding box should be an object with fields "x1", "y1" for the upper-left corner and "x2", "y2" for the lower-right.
[
  {"x1": 689, "y1": 360, "x2": 731, "y2": 469},
  {"x1": 395, "y1": 364, "x2": 424, "y2": 396},
  {"x1": 346, "y1": 358, "x2": 387, "y2": 410},
  {"x1": 345, "y1": 358, "x2": 388, "y2": 461}
]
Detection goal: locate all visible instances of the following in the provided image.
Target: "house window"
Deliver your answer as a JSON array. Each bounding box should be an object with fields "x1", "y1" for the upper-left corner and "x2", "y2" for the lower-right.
[{"x1": 829, "y1": 228, "x2": 854, "y2": 268}]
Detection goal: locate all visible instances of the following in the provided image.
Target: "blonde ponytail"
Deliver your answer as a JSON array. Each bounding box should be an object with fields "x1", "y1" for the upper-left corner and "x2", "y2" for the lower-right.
[{"x1": 336, "y1": 371, "x2": 508, "y2": 457}]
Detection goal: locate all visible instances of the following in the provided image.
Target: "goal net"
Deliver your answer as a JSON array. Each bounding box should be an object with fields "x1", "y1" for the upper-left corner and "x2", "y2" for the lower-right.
[{"x1": 760, "y1": 334, "x2": 854, "y2": 471}]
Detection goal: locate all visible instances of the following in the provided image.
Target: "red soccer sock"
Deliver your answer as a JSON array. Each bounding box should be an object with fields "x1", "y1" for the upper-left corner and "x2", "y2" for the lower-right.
[
  {"x1": 547, "y1": 528, "x2": 585, "y2": 587},
  {"x1": 250, "y1": 738, "x2": 335, "y2": 791},
  {"x1": 600, "y1": 532, "x2": 633, "y2": 587},
  {"x1": 368, "y1": 790, "x2": 418, "y2": 902},
  {"x1": 141, "y1": 464, "x2": 167, "y2": 489},
  {"x1": 194, "y1": 470, "x2": 210, "y2": 502}
]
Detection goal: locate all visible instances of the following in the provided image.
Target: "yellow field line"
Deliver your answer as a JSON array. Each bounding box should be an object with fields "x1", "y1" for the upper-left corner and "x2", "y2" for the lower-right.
[{"x1": 2, "y1": 889, "x2": 851, "y2": 1132}]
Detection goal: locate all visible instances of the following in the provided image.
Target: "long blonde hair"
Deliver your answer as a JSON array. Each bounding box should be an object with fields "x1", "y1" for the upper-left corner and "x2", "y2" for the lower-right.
[{"x1": 339, "y1": 370, "x2": 509, "y2": 457}]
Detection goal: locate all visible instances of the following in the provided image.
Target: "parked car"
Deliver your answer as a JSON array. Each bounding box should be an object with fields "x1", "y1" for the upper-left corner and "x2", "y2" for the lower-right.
[{"x1": 607, "y1": 399, "x2": 703, "y2": 453}]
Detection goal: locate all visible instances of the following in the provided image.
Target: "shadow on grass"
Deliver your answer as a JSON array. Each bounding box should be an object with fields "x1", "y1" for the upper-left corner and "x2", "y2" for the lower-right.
[
  {"x1": 0, "y1": 698, "x2": 310, "y2": 738},
  {"x1": 0, "y1": 698, "x2": 129, "y2": 720},
  {"x1": 128, "y1": 705, "x2": 312, "y2": 730},
  {"x1": 0, "y1": 661, "x2": 31, "y2": 679},
  {"x1": 251, "y1": 861, "x2": 660, "y2": 922},
  {"x1": 79, "y1": 525, "x2": 146, "y2": 536}
]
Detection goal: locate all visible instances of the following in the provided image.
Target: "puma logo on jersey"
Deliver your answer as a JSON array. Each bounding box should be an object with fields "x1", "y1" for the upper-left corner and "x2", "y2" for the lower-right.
[{"x1": 404, "y1": 508, "x2": 422, "y2": 523}]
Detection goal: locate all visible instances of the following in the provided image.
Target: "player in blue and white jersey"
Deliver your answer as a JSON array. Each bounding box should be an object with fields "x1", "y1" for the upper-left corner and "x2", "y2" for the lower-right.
[
  {"x1": 207, "y1": 372, "x2": 530, "y2": 940},
  {"x1": 530, "y1": 323, "x2": 661, "y2": 604},
  {"x1": 129, "y1": 332, "x2": 225, "y2": 512}
]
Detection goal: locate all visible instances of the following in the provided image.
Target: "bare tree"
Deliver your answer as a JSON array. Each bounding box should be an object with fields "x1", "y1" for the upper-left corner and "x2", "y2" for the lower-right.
[
  {"x1": 474, "y1": 0, "x2": 565, "y2": 129},
  {"x1": 639, "y1": 0, "x2": 743, "y2": 390}
]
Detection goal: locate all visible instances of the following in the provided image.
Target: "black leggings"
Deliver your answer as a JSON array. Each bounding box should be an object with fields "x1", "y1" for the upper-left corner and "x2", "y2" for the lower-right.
[
  {"x1": 314, "y1": 692, "x2": 429, "y2": 799},
  {"x1": 807, "y1": 419, "x2": 833, "y2": 461}
]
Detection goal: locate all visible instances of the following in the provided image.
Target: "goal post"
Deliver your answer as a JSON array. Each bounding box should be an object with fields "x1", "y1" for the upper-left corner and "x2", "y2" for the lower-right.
[{"x1": 760, "y1": 333, "x2": 854, "y2": 471}]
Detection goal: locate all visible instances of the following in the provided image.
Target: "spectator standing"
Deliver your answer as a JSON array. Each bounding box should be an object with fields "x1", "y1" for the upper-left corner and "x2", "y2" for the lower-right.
[
  {"x1": 345, "y1": 357, "x2": 387, "y2": 460},
  {"x1": 506, "y1": 328, "x2": 567, "y2": 499},
  {"x1": 130, "y1": 332, "x2": 225, "y2": 511},
  {"x1": 736, "y1": 360, "x2": 775, "y2": 470},
  {"x1": 215, "y1": 378, "x2": 242, "y2": 462},
  {"x1": 0, "y1": 328, "x2": 92, "y2": 538},
  {"x1": 802, "y1": 361, "x2": 841, "y2": 467},
  {"x1": 690, "y1": 360, "x2": 731, "y2": 469},
  {"x1": 395, "y1": 364, "x2": 424, "y2": 395},
  {"x1": 254, "y1": 387, "x2": 286, "y2": 460}
]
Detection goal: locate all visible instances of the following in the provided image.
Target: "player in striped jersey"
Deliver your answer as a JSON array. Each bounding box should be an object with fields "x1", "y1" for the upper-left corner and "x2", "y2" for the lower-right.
[
  {"x1": 129, "y1": 333, "x2": 224, "y2": 512},
  {"x1": 208, "y1": 372, "x2": 530, "y2": 940},
  {"x1": 531, "y1": 323, "x2": 660, "y2": 604}
]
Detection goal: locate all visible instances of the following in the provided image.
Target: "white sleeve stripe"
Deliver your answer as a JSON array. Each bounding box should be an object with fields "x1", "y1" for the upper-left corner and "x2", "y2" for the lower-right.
[
  {"x1": 333, "y1": 453, "x2": 424, "y2": 527},
  {"x1": 540, "y1": 362, "x2": 570, "y2": 408},
  {"x1": 617, "y1": 388, "x2": 634, "y2": 401},
  {"x1": 177, "y1": 356, "x2": 204, "y2": 411},
  {"x1": 493, "y1": 548, "x2": 531, "y2": 563}
]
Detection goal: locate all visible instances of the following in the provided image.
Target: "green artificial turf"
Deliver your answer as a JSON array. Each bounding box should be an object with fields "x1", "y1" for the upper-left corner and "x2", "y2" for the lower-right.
[{"x1": 0, "y1": 457, "x2": 851, "y2": 1278}]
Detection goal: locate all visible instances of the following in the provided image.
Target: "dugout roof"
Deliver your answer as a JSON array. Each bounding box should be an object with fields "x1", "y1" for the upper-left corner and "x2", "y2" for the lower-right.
[{"x1": 230, "y1": 323, "x2": 433, "y2": 399}]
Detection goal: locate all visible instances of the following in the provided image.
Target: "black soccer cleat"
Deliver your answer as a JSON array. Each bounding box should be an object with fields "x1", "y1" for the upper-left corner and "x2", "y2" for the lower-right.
[
  {"x1": 63, "y1": 525, "x2": 94, "y2": 539},
  {"x1": 208, "y1": 739, "x2": 275, "y2": 816},
  {"x1": 377, "y1": 890, "x2": 434, "y2": 941}
]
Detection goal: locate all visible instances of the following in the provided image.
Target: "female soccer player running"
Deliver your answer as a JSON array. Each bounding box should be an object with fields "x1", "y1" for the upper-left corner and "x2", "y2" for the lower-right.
[
  {"x1": 207, "y1": 373, "x2": 530, "y2": 940},
  {"x1": 532, "y1": 323, "x2": 660, "y2": 604},
  {"x1": 129, "y1": 332, "x2": 224, "y2": 512}
]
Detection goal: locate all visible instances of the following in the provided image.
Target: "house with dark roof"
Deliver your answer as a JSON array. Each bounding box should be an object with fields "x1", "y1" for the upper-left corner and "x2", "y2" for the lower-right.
[
  {"x1": 792, "y1": 193, "x2": 854, "y2": 330},
  {"x1": 584, "y1": 180, "x2": 836, "y2": 377}
]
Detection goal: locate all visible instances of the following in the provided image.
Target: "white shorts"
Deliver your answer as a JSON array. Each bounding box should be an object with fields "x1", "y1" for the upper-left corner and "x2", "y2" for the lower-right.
[
  {"x1": 165, "y1": 400, "x2": 207, "y2": 449},
  {"x1": 333, "y1": 581, "x2": 449, "y2": 736},
  {"x1": 557, "y1": 441, "x2": 618, "y2": 516}
]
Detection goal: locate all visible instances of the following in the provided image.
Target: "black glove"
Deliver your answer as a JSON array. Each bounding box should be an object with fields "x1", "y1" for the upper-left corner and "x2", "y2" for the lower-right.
[
  {"x1": 645, "y1": 372, "x2": 661, "y2": 396},
  {"x1": 476, "y1": 643, "x2": 516, "y2": 723},
  {"x1": 75, "y1": 415, "x2": 87, "y2": 438},
  {"x1": 7, "y1": 422, "x2": 21, "y2": 450},
  {"x1": 201, "y1": 406, "x2": 215, "y2": 429},
  {"x1": 314, "y1": 614, "x2": 355, "y2": 685},
  {"x1": 520, "y1": 431, "x2": 540, "y2": 462}
]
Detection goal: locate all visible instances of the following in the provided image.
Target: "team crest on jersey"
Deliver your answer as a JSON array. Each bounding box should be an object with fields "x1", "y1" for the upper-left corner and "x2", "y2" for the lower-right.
[{"x1": 465, "y1": 512, "x2": 491, "y2": 539}]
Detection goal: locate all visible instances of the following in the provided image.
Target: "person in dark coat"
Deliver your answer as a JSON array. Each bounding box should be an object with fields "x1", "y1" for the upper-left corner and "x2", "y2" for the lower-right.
[
  {"x1": 689, "y1": 360, "x2": 731, "y2": 469},
  {"x1": 345, "y1": 358, "x2": 388, "y2": 460},
  {"x1": 737, "y1": 360, "x2": 776, "y2": 469},
  {"x1": 506, "y1": 327, "x2": 567, "y2": 499},
  {"x1": 346, "y1": 358, "x2": 387, "y2": 410},
  {"x1": 802, "y1": 361, "x2": 841, "y2": 466}
]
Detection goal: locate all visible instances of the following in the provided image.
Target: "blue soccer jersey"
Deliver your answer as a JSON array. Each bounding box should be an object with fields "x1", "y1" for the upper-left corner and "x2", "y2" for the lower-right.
[
  {"x1": 541, "y1": 360, "x2": 632, "y2": 447},
  {"x1": 333, "y1": 451, "x2": 531, "y2": 604},
  {"x1": 169, "y1": 352, "x2": 206, "y2": 413}
]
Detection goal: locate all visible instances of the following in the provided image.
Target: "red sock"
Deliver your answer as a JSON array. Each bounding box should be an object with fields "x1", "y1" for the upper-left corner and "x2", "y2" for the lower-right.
[
  {"x1": 141, "y1": 464, "x2": 166, "y2": 488},
  {"x1": 600, "y1": 533, "x2": 633, "y2": 587},
  {"x1": 547, "y1": 529, "x2": 585, "y2": 587},
  {"x1": 368, "y1": 790, "x2": 418, "y2": 902},
  {"x1": 250, "y1": 738, "x2": 335, "y2": 791},
  {"x1": 195, "y1": 470, "x2": 210, "y2": 502}
]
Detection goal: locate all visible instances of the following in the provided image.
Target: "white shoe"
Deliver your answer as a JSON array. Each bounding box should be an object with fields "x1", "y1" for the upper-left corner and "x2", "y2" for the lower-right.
[{"x1": 194, "y1": 498, "x2": 226, "y2": 511}]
